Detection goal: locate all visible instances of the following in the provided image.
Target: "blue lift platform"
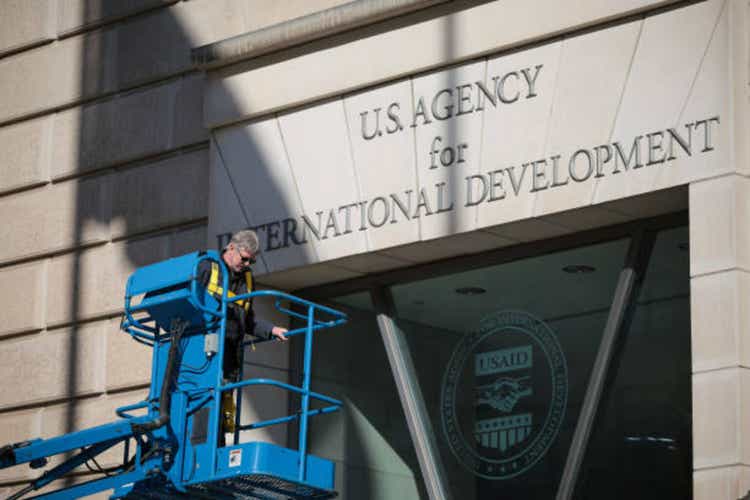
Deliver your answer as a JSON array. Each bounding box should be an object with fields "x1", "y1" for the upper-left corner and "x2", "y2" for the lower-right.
[{"x1": 0, "y1": 250, "x2": 347, "y2": 499}]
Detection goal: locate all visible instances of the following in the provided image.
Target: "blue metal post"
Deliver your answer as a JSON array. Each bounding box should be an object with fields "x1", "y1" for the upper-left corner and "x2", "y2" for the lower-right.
[
  {"x1": 208, "y1": 259, "x2": 230, "y2": 476},
  {"x1": 234, "y1": 339, "x2": 246, "y2": 445},
  {"x1": 297, "y1": 305, "x2": 315, "y2": 481}
]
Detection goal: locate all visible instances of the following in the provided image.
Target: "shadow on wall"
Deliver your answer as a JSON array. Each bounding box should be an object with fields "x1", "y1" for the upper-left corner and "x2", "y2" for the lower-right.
[{"x1": 56, "y1": 1, "x2": 466, "y2": 498}]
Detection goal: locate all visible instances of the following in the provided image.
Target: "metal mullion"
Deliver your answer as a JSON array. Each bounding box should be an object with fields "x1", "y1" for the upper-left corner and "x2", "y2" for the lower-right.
[
  {"x1": 555, "y1": 228, "x2": 656, "y2": 500},
  {"x1": 371, "y1": 286, "x2": 451, "y2": 500}
]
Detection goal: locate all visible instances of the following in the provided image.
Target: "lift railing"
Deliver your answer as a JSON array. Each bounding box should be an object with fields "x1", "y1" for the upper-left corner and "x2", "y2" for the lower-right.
[
  {"x1": 120, "y1": 252, "x2": 347, "y2": 483},
  {"x1": 220, "y1": 291, "x2": 346, "y2": 481}
]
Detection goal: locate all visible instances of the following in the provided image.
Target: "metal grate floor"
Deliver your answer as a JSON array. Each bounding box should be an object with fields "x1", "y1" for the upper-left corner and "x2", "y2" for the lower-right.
[{"x1": 119, "y1": 474, "x2": 337, "y2": 500}]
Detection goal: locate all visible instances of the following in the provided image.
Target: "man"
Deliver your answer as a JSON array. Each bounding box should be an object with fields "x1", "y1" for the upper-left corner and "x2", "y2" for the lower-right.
[
  {"x1": 199, "y1": 230, "x2": 288, "y2": 378},
  {"x1": 198, "y1": 230, "x2": 288, "y2": 434}
]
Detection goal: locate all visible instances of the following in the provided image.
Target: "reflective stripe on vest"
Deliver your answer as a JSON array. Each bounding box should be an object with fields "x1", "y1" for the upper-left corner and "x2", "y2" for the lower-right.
[{"x1": 207, "y1": 262, "x2": 253, "y2": 312}]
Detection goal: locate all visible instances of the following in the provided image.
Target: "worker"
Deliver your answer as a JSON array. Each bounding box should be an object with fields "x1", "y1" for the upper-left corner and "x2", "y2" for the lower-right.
[{"x1": 198, "y1": 229, "x2": 288, "y2": 435}]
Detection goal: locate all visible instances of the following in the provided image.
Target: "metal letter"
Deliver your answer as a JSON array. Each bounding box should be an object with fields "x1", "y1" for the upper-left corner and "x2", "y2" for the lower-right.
[{"x1": 569, "y1": 149, "x2": 593, "y2": 182}]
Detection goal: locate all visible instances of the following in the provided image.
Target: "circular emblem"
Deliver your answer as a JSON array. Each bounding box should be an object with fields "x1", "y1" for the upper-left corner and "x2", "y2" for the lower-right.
[{"x1": 441, "y1": 311, "x2": 567, "y2": 480}]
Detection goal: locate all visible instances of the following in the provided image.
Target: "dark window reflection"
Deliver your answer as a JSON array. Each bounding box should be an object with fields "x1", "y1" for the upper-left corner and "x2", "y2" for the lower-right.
[
  {"x1": 392, "y1": 239, "x2": 630, "y2": 499},
  {"x1": 303, "y1": 225, "x2": 690, "y2": 500},
  {"x1": 575, "y1": 227, "x2": 691, "y2": 499}
]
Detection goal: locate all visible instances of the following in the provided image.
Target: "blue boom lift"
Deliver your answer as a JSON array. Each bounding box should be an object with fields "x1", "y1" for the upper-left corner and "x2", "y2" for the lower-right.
[{"x1": 0, "y1": 251, "x2": 347, "y2": 499}]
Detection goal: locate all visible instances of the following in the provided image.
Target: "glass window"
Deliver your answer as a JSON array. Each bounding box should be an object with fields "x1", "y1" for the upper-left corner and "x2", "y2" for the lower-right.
[
  {"x1": 575, "y1": 227, "x2": 691, "y2": 499},
  {"x1": 302, "y1": 293, "x2": 427, "y2": 500},
  {"x1": 391, "y1": 239, "x2": 630, "y2": 499},
  {"x1": 301, "y1": 223, "x2": 691, "y2": 499}
]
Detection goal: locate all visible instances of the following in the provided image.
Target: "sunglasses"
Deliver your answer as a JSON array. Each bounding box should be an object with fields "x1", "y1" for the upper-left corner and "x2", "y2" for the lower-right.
[{"x1": 238, "y1": 251, "x2": 255, "y2": 264}]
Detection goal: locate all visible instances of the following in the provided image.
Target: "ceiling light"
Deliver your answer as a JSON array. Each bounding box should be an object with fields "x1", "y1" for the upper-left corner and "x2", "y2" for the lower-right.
[
  {"x1": 562, "y1": 265, "x2": 596, "y2": 274},
  {"x1": 455, "y1": 286, "x2": 486, "y2": 295}
]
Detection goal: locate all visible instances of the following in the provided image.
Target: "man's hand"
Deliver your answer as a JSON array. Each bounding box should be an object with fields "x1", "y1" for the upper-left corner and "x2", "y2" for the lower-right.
[{"x1": 271, "y1": 326, "x2": 288, "y2": 342}]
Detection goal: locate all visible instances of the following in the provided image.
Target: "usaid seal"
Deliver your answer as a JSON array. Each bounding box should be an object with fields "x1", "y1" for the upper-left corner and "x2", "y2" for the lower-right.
[{"x1": 441, "y1": 311, "x2": 567, "y2": 480}]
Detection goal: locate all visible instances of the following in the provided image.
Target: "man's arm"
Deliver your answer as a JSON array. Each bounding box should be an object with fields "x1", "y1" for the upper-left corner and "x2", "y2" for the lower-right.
[{"x1": 250, "y1": 315, "x2": 288, "y2": 342}]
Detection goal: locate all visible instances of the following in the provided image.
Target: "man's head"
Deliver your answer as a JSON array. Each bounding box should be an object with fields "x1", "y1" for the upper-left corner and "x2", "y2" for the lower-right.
[{"x1": 223, "y1": 230, "x2": 260, "y2": 273}]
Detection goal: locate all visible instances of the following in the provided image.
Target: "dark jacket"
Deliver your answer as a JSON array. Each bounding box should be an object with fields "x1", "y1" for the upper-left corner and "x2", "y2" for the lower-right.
[{"x1": 197, "y1": 257, "x2": 273, "y2": 379}]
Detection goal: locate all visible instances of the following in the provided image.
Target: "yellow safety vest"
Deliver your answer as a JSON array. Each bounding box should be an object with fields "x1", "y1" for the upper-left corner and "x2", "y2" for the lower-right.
[{"x1": 207, "y1": 262, "x2": 253, "y2": 312}]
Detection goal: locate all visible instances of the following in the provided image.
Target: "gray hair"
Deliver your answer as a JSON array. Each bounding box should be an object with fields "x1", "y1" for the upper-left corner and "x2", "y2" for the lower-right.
[{"x1": 229, "y1": 229, "x2": 260, "y2": 254}]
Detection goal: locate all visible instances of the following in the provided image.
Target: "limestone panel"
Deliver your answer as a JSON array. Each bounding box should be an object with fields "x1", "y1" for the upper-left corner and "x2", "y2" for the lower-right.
[
  {"x1": 0, "y1": 27, "x2": 117, "y2": 124},
  {"x1": 279, "y1": 100, "x2": 368, "y2": 262},
  {"x1": 56, "y1": 0, "x2": 175, "y2": 36},
  {"x1": 380, "y1": 230, "x2": 513, "y2": 264},
  {"x1": 0, "y1": 0, "x2": 55, "y2": 56},
  {"x1": 106, "y1": 318, "x2": 151, "y2": 391},
  {"x1": 170, "y1": 224, "x2": 207, "y2": 257},
  {"x1": 305, "y1": 378, "x2": 412, "y2": 477},
  {"x1": 411, "y1": 60, "x2": 485, "y2": 240},
  {"x1": 207, "y1": 141, "x2": 270, "y2": 275},
  {"x1": 690, "y1": 175, "x2": 750, "y2": 276},
  {"x1": 328, "y1": 252, "x2": 413, "y2": 274},
  {"x1": 237, "y1": 365, "x2": 289, "y2": 446},
  {"x1": 478, "y1": 42, "x2": 560, "y2": 228},
  {"x1": 0, "y1": 322, "x2": 107, "y2": 409},
  {"x1": 171, "y1": 0, "x2": 251, "y2": 50},
  {"x1": 110, "y1": 149, "x2": 209, "y2": 238},
  {"x1": 42, "y1": 389, "x2": 148, "y2": 437},
  {"x1": 174, "y1": 0, "x2": 349, "y2": 49},
  {"x1": 543, "y1": 205, "x2": 631, "y2": 232},
  {"x1": 0, "y1": 115, "x2": 52, "y2": 194},
  {"x1": 63, "y1": 0, "x2": 349, "y2": 93},
  {"x1": 205, "y1": 0, "x2": 679, "y2": 128},
  {"x1": 40, "y1": 390, "x2": 148, "y2": 474},
  {"x1": 344, "y1": 79, "x2": 420, "y2": 251},
  {"x1": 595, "y1": 186, "x2": 687, "y2": 219},
  {"x1": 0, "y1": 260, "x2": 46, "y2": 338},
  {"x1": 173, "y1": 74, "x2": 208, "y2": 147},
  {"x1": 653, "y1": 1, "x2": 731, "y2": 190},
  {"x1": 53, "y1": 82, "x2": 173, "y2": 179},
  {"x1": 484, "y1": 218, "x2": 571, "y2": 243},
  {"x1": 113, "y1": 0, "x2": 347, "y2": 90},
  {"x1": 45, "y1": 233, "x2": 170, "y2": 326},
  {"x1": 0, "y1": 175, "x2": 110, "y2": 265},
  {"x1": 691, "y1": 270, "x2": 750, "y2": 372},
  {"x1": 343, "y1": 467, "x2": 421, "y2": 500},
  {"x1": 534, "y1": 21, "x2": 640, "y2": 218},
  {"x1": 243, "y1": 292, "x2": 291, "y2": 372},
  {"x1": 212, "y1": 118, "x2": 314, "y2": 274},
  {"x1": 595, "y1": 0, "x2": 727, "y2": 203},
  {"x1": 260, "y1": 263, "x2": 362, "y2": 291},
  {"x1": 692, "y1": 368, "x2": 750, "y2": 469},
  {"x1": 115, "y1": 6, "x2": 192, "y2": 89},
  {"x1": 694, "y1": 466, "x2": 750, "y2": 500},
  {"x1": 729, "y1": 0, "x2": 750, "y2": 178},
  {"x1": 0, "y1": 408, "x2": 41, "y2": 482}
]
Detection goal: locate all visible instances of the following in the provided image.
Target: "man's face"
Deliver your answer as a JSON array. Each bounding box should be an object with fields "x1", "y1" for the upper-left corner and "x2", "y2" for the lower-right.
[{"x1": 223, "y1": 243, "x2": 254, "y2": 273}]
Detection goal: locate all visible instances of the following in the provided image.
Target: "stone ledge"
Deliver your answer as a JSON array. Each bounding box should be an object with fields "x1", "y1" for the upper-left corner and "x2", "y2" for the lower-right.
[{"x1": 693, "y1": 367, "x2": 750, "y2": 470}]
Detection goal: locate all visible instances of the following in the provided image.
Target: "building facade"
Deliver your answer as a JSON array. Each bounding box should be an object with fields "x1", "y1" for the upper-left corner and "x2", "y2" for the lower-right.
[{"x1": 0, "y1": 0, "x2": 748, "y2": 498}]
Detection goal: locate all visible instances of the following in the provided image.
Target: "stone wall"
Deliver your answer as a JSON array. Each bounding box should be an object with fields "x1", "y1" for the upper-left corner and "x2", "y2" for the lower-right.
[{"x1": 0, "y1": 1, "x2": 347, "y2": 497}]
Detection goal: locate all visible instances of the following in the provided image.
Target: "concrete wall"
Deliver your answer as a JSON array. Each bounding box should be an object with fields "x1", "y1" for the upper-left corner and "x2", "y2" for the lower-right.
[{"x1": 0, "y1": 1, "x2": 348, "y2": 497}]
